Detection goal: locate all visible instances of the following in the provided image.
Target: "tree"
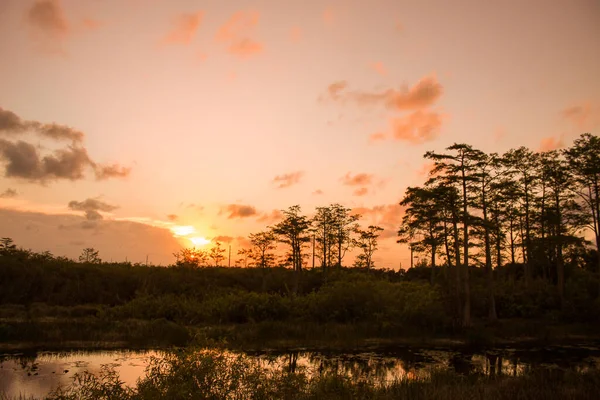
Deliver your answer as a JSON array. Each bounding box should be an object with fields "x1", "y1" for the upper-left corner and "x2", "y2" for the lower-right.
[
  {"x1": 0, "y1": 237, "x2": 17, "y2": 256},
  {"x1": 354, "y1": 225, "x2": 383, "y2": 269},
  {"x1": 397, "y1": 185, "x2": 445, "y2": 284},
  {"x1": 503, "y1": 147, "x2": 540, "y2": 284},
  {"x1": 565, "y1": 133, "x2": 600, "y2": 279},
  {"x1": 470, "y1": 150, "x2": 499, "y2": 321},
  {"x1": 248, "y1": 231, "x2": 277, "y2": 268},
  {"x1": 209, "y1": 241, "x2": 226, "y2": 267},
  {"x1": 79, "y1": 248, "x2": 101, "y2": 263},
  {"x1": 425, "y1": 143, "x2": 480, "y2": 327},
  {"x1": 271, "y1": 205, "x2": 311, "y2": 293},
  {"x1": 540, "y1": 150, "x2": 577, "y2": 307},
  {"x1": 174, "y1": 247, "x2": 208, "y2": 267},
  {"x1": 330, "y1": 204, "x2": 360, "y2": 267}
]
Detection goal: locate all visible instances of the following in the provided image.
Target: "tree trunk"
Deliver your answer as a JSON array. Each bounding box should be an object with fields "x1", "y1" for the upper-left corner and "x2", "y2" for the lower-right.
[
  {"x1": 452, "y1": 207, "x2": 462, "y2": 321},
  {"x1": 524, "y1": 179, "x2": 532, "y2": 285},
  {"x1": 461, "y1": 165, "x2": 471, "y2": 328},
  {"x1": 483, "y1": 194, "x2": 497, "y2": 322},
  {"x1": 555, "y1": 192, "x2": 565, "y2": 308}
]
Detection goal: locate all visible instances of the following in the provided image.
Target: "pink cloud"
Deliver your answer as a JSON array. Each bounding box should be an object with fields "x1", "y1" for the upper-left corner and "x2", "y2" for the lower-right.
[
  {"x1": 562, "y1": 102, "x2": 600, "y2": 130},
  {"x1": 369, "y1": 132, "x2": 387, "y2": 143},
  {"x1": 216, "y1": 11, "x2": 263, "y2": 58},
  {"x1": 539, "y1": 136, "x2": 565, "y2": 152},
  {"x1": 341, "y1": 172, "x2": 374, "y2": 186},
  {"x1": 219, "y1": 204, "x2": 257, "y2": 219},
  {"x1": 164, "y1": 12, "x2": 203, "y2": 45},
  {"x1": 371, "y1": 62, "x2": 388, "y2": 76},
  {"x1": 272, "y1": 171, "x2": 304, "y2": 189},
  {"x1": 323, "y1": 75, "x2": 443, "y2": 111},
  {"x1": 391, "y1": 110, "x2": 443, "y2": 144},
  {"x1": 353, "y1": 187, "x2": 369, "y2": 196}
]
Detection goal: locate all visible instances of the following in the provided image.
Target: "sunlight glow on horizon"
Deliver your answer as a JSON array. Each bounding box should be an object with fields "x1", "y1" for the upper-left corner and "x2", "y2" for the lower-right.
[
  {"x1": 189, "y1": 236, "x2": 210, "y2": 246},
  {"x1": 171, "y1": 225, "x2": 196, "y2": 236}
]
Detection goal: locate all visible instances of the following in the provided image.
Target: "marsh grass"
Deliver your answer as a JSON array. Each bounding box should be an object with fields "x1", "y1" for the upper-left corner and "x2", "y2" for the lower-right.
[{"x1": 44, "y1": 349, "x2": 600, "y2": 400}]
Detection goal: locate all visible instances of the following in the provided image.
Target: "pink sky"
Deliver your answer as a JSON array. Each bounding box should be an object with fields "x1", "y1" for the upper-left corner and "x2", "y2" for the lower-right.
[{"x1": 1, "y1": 0, "x2": 599, "y2": 267}]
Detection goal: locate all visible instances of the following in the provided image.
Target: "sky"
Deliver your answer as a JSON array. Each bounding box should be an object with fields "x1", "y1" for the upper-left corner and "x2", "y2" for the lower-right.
[{"x1": 0, "y1": 0, "x2": 599, "y2": 267}]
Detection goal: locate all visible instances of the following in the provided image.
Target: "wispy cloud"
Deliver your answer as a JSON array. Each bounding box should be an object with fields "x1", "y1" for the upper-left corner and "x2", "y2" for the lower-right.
[
  {"x1": 322, "y1": 75, "x2": 443, "y2": 111},
  {"x1": 163, "y1": 12, "x2": 203, "y2": 45},
  {"x1": 216, "y1": 11, "x2": 263, "y2": 58},
  {"x1": 220, "y1": 204, "x2": 257, "y2": 219},
  {"x1": 390, "y1": 110, "x2": 444, "y2": 144},
  {"x1": 272, "y1": 171, "x2": 304, "y2": 189},
  {"x1": 0, "y1": 188, "x2": 17, "y2": 199}
]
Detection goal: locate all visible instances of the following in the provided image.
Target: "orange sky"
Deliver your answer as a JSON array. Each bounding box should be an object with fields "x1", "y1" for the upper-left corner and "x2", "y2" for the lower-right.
[{"x1": 1, "y1": 0, "x2": 599, "y2": 267}]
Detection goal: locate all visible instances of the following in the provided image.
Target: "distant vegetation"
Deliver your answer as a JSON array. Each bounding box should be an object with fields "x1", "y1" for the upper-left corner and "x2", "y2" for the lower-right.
[{"x1": 0, "y1": 133, "x2": 599, "y2": 347}]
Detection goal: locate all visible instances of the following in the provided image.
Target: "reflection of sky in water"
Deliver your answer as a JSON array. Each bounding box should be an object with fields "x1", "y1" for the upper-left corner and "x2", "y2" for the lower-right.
[
  {"x1": 1, "y1": 346, "x2": 599, "y2": 398},
  {"x1": 0, "y1": 350, "x2": 160, "y2": 398}
]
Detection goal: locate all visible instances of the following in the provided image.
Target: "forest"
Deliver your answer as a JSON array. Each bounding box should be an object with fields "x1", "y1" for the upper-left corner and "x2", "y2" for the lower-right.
[{"x1": 0, "y1": 133, "x2": 599, "y2": 348}]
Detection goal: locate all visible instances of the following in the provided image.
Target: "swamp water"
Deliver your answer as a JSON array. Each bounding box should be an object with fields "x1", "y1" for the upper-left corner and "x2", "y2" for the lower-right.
[{"x1": 2, "y1": 345, "x2": 600, "y2": 398}]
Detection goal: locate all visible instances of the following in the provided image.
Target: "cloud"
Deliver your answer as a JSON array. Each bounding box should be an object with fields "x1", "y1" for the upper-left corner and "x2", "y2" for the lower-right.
[
  {"x1": 341, "y1": 172, "x2": 374, "y2": 186},
  {"x1": 368, "y1": 132, "x2": 387, "y2": 143},
  {"x1": 82, "y1": 18, "x2": 102, "y2": 30},
  {"x1": 272, "y1": 171, "x2": 304, "y2": 189},
  {"x1": 220, "y1": 204, "x2": 257, "y2": 219},
  {"x1": 0, "y1": 140, "x2": 91, "y2": 182},
  {"x1": 0, "y1": 188, "x2": 17, "y2": 198},
  {"x1": 390, "y1": 111, "x2": 443, "y2": 144},
  {"x1": 216, "y1": 11, "x2": 263, "y2": 58},
  {"x1": 212, "y1": 235, "x2": 234, "y2": 244},
  {"x1": 351, "y1": 203, "x2": 405, "y2": 239},
  {"x1": 0, "y1": 109, "x2": 130, "y2": 183},
  {"x1": 94, "y1": 163, "x2": 131, "y2": 180},
  {"x1": 164, "y1": 12, "x2": 203, "y2": 45},
  {"x1": 0, "y1": 208, "x2": 182, "y2": 265},
  {"x1": 371, "y1": 62, "x2": 387, "y2": 76},
  {"x1": 539, "y1": 136, "x2": 565, "y2": 152},
  {"x1": 322, "y1": 75, "x2": 443, "y2": 111},
  {"x1": 562, "y1": 102, "x2": 600, "y2": 130},
  {"x1": 324, "y1": 81, "x2": 348, "y2": 101},
  {"x1": 353, "y1": 187, "x2": 369, "y2": 196},
  {"x1": 0, "y1": 107, "x2": 84, "y2": 143},
  {"x1": 167, "y1": 214, "x2": 178, "y2": 222},
  {"x1": 26, "y1": 0, "x2": 70, "y2": 55},
  {"x1": 68, "y1": 198, "x2": 118, "y2": 221},
  {"x1": 416, "y1": 161, "x2": 436, "y2": 178},
  {"x1": 27, "y1": 0, "x2": 69, "y2": 37},
  {"x1": 256, "y1": 209, "x2": 283, "y2": 223}
]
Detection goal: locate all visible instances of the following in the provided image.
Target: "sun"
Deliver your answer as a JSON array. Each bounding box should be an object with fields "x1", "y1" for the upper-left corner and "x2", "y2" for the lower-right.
[{"x1": 189, "y1": 236, "x2": 210, "y2": 246}]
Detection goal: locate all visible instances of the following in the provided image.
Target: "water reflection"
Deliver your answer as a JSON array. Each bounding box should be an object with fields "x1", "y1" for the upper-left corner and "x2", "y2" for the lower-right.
[{"x1": 1, "y1": 345, "x2": 599, "y2": 399}]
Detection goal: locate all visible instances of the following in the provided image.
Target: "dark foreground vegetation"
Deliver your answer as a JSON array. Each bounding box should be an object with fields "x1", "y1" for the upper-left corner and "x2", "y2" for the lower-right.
[
  {"x1": 1, "y1": 244, "x2": 599, "y2": 349},
  {"x1": 38, "y1": 349, "x2": 599, "y2": 400}
]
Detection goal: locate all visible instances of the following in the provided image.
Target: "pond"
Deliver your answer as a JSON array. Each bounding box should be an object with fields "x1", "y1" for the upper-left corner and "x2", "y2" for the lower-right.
[{"x1": 2, "y1": 344, "x2": 600, "y2": 399}]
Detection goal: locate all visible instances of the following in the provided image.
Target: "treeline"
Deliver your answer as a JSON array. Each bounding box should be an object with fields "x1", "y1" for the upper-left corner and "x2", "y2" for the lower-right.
[
  {"x1": 0, "y1": 238, "x2": 599, "y2": 340},
  {"x1": 397, "y1": 133, "x2": 600, "y2": 327}
]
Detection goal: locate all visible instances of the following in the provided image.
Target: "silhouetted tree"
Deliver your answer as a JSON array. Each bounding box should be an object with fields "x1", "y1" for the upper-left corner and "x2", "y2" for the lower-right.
[
  {"x1": 354, "y1": 225, "x2": 383, "y2": 269},
  {"x1": 249, "y1": 231, "x2": 277, "y2": 268},
  {"x1": 209, "y1": 241, "x2": 226, "y2": 267},
  {"x1": 79, "y1": 248, "x2": 101, "y2": 263}
]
